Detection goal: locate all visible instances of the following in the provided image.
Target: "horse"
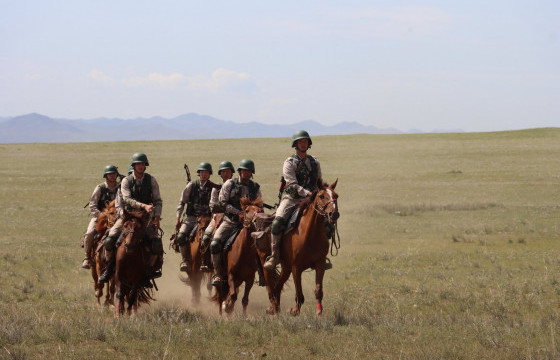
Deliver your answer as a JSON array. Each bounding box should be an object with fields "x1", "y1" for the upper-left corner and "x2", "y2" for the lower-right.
[
  {"x1": 114, "y1": 210, "x2": 155, "y2": 316},
  {"x1": 259, "y1": 179, "x2": 339, "y2": 317},
  {"x1": 211, "y1": 198, "x2": 263, "y2": 316},
  {"x1": 180, "y1": 214, "x2": 212, "y2": 305},
  {"x1": 91, "y1": 200, "x2": 117, "y2": 306}
]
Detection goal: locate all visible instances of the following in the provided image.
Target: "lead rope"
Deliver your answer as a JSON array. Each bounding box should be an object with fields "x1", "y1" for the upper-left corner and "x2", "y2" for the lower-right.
[{"x1": 330, "y1": 222, "x2": 340, "y2": 257}]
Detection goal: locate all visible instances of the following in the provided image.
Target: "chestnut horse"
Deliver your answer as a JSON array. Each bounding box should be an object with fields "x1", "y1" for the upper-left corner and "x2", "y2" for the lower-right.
[
  {"x1": 261, "y1": 179, "x2": 339, "y2": 317},
  {"x1": 211, "y1": 198, "x2": 263, "y2": 315},
  {"x1": 91, "y1": 200, "x2": 117, "y2": 306},
  {"x1": 114, "y1": 210, "x2": 155, "y2": 316},
  {"x1": 181, "y1": 214, "x2": 212, "y2": 304}
]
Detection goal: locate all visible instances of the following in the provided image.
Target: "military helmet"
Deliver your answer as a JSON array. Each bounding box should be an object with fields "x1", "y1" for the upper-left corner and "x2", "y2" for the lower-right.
[
  {"x1": 127, "y1": 165, "x2": 134, "y2": 175},
  {"x1": 103, "y1": 165, "x2": 118, "y2": 178},
  {"x1": 197, "y1": 162, "x2": 213, "y2": 175},
  {"x1": 237, "y1": 159, "x2": 255, "y2": 174},
  {"x1": 130, "y1": 152, "x2": 149, "y2": 166},
  {"x1": 218, "y1": 160, "x2": 235, "y2": 175},
  {"x1": 291, "y1": 130, "x2": 312, "y2": 148}
]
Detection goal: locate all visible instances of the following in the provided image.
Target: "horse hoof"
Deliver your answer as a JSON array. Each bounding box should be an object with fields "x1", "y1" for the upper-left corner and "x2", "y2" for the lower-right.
[{"x1": 289, "y1": 308, "x2": 300, "y2": 316}]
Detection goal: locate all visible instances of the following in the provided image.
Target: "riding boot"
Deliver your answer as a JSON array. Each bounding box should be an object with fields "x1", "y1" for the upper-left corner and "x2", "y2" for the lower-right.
[
  {"x1": 211, "y1": 253, "x2": 225, "y2": 285},
  {"x1": 263, "y1": 234, "x2": 281, "y2": 271},
  {"x1": 199, "y1": 233, "x2": 212, "y2": 272},
  {"x1": 98, "y1": 249, "x2": 115, "y2": 283},
  {"x1": 81, "y1": 234, "x2": 93, "y2": 269},
  {"x1": 141, "y1": 272, "x2": 154, "y2": 288},
  {"x1": 179, "y1": 245, "x2": 190, "y2": 272}
]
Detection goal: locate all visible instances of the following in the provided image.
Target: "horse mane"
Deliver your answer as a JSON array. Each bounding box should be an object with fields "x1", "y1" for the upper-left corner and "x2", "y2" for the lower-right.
[{"x1": 240, "y1": 196, "x2": 263, "y2": 209}]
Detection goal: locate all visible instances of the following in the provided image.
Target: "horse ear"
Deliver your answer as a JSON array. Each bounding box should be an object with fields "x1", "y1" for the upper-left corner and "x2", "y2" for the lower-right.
[{"x1": 330, "y1": 178, "x2": 338, "y2": 190}]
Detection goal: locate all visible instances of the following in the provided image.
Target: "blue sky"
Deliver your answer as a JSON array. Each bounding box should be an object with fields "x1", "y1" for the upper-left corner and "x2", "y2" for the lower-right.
[{"x1": 1, "y1": 1, "x2": 558, "y2": 132}]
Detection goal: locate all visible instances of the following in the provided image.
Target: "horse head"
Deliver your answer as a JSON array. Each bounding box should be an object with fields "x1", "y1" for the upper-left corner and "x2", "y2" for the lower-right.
[
  {"x1": 314, "y1": 179, "x2": 339, "y2": 223},
  {"x1": 121, "y1": 210, "x2": 149, "y2": 253},
  {"x1": 239, "y1": 197, "x2": 263, "y2": 229}
]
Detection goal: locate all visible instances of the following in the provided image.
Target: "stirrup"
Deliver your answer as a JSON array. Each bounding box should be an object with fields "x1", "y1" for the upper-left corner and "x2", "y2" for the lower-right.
[
  {"x1": 200, "y1": 264, "x2": 212, "y2": 273},
  {"x1": 211, "y1": 274, "x2": 225, "y2": 286},
  {"x1": 81, "y1": 258, "x2": 91, "y2": 269},
  {"x1": 180, "y1": 261, "x2": 189, "y2": 272},
  {"x1": 263, "y1": 255, "x2": 278, "y2": 271},
  {"x1": 325, "y1": 258, "x2": 333, "y2": 270}
]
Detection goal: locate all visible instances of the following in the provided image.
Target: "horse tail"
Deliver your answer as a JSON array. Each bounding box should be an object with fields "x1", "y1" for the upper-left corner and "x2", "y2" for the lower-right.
[{"x1": 135, "y1": 286, "x2": 154, "y2": 305}]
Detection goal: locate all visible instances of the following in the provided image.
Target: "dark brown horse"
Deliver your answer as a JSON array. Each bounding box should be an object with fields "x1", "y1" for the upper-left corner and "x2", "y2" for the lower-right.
[
  {"x1": 91, "y1": 200, "x2": 117, "y2": 306},
  {"x1": 211, "y1": 198, "x2": 263, "y2": 315},
  {"x1": 181, "y1": 214, "x2": 212, "y2": 304},
  {"x1": 114, "y1": 210, "x2": 155, "y2": 316},
  {"x1": 261, "y1": 179, "x2": 339, "y2": 317}
]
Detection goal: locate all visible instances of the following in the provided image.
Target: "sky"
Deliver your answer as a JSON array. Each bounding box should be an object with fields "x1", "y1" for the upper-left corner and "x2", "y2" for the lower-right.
[{"x1": 1, "y1": 1, "x2": 558, "y2": 132}]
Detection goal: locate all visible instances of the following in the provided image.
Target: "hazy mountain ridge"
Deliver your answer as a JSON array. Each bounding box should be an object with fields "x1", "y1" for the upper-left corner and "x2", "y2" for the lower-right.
[{"x1": 0, "y1": 113, "x2": 431, "y2": 143}]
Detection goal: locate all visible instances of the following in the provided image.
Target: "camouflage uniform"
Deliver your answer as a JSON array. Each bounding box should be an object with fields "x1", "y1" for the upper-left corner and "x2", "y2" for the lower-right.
[
  {"x1": 81, "y1": 181, "x2": 118, "y2": 268},
  {"x1": 264, "y1": 130, "x2": 324, "y2": 270},
  {"x1": 99, "y1": 166, "x2": 163, "y2": 284},
  {"x1": 210, "y1": 174, "x2": 261, "y2": 283},
  {"x1": 176, "y1": 179, "x2": 212, "y2": 271}
]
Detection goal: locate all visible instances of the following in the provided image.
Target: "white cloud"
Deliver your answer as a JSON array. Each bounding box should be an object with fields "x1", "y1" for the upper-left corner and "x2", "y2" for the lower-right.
[
  {"x1": 122, "y1": 72, "x2": 186, "y2": 88},
  {"x1": 88, "y1": 69, "x2": 112, "y2": 84},
  {"x1": 187, "y1": 67, "x2": 252, "y2": 91}
]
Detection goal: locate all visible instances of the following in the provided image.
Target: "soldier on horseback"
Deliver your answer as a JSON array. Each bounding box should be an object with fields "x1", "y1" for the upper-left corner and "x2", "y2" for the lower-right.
[
  {"x1": 81, "y1": 165, "x2": 120, "y2": 269},
  {"x1": 200, "y1": 160, "x2": 235, "y2": 272},
  {"x1": 175, "y1": 162, "x2": 213, "y2": 274},
  {"x1": 99, "y1": 152, "x2": 163, "y2": 287},
  {"x1": 264, "y1": 130, "x2": 332, "y2": 271},
  {"x1": 210, "y1": 159, "x2": 262, "y2": 285}
]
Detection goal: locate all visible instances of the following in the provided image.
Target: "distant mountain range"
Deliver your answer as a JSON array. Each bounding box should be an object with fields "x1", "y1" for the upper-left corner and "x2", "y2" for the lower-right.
[{"x1": 0, "y1": 113, "x2": 452, "y2": 143}]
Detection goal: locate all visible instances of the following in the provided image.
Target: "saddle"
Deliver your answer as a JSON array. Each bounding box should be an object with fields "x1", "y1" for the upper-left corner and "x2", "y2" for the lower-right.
[
  {"x1": 222, "y1": 224, "x2": 243, "y2": 252},
  {"x1": 251, "y1": 208, "x2": 304, "y2": 254}
]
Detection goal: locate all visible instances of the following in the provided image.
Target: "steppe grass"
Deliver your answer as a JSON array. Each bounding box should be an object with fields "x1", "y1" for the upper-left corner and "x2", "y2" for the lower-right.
[{"x1": 1, "y1": 128, "x2": 559, "y2": 359}]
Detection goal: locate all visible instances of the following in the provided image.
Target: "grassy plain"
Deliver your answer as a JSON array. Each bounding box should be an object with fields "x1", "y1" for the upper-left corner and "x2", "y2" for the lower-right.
[{"x1": 1, "y1": 128, "x2": 559, "y2": 359}]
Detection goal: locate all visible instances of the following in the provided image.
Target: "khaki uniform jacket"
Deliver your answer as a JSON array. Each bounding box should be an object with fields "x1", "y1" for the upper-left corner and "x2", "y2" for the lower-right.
[
  {"x1": 219, "y1": 178, "x2": 262, "y2": 216},
  {"x1": 88, "y1": 181, "x2": 119, "y2": 218},
  {"x1": 121, "y1": 173, "x2": 163, "y2": 217},
  {"x1": 176, "y1": 180, "x2": 210, "y2": 219}
]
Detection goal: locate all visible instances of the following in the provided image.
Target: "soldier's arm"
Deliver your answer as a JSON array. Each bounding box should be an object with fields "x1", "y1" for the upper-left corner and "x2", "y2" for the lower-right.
[
  {"x1": 150, "y1": 176, "x2": 163, "y2": 218},
  {"x1": 284, "y1": 158, "x2": 311, "y2": 198},
  {"x1": 88, "y1": 185, "x2": 102, "y2": 217},
  {"x1": 220, "y1": 180, "x2": 239, "y2": 215},
  {"x1": 315, "y1": 156, "x2": 323, "y2": 187},
  {"x1": 121, "y1": 177, "x2": 144, "y2": 211},
  {"x1": 176, "y1": 182, "x2": 192, "y2": 219}
]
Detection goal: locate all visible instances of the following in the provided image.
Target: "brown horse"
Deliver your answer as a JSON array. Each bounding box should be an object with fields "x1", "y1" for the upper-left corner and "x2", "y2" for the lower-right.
[
  {"x1": 91, "y1": 200, "x2": 117, "y2": 306},
  {"x1": 260, "y1": 179, "x2": 339, "y2": 317},
  {"x1": 211, "y1": 198, "x2": 263, "y2": 315},
  {"x1": 181, "y1": 214, "x2": 212, "y2": 304},
  {"x1": 114, "y1": 210, "x2": 155, "y2": 316}
]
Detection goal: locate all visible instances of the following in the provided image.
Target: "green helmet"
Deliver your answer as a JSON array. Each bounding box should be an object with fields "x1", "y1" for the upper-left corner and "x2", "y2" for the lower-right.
[
  {"x1": 291, "y1": 130, "x2": 312, "y2": 148},
  {"x1": 127, "y1": 165, "x2": 134, "y2": 175},
  {"x1": 218, "y1": 160, "x2": 235, "y2": 175},
  {"x1": 130, "y1": 152, "x2": 149, "y2": 166},
  {"x1": 197, "y1": 162, "x2": 213, "y2": 175},
  {"x1": 237, "y1": 159, "x2": 255, "y2": 174},
  {"x1": 103, "y1": 165, "x2": 118, "y2": 178}
]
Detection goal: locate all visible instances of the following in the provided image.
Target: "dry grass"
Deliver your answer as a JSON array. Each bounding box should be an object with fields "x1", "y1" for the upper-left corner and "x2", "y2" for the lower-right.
[{"x1": 1, "y1": 128, "x2": 560, "y2": 359}]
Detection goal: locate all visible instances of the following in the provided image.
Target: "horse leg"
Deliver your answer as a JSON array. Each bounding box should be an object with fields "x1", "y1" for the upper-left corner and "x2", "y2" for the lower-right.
[
  {"x1": 191, "y1": 272, "x2": 201, "y2": 305},
  {"x1": 115, "y1": 285, "x2": 124, "y2": 317},
  {"x1": 290, "y1": 266, "x2": 304, "y2": 316},
  {"x1": 242, "y1": 278, "x2": 254, "y2": 317},
  {"x1": 267, "y1": 266, "x2": 291, "y2": 315},
  {"x1": 109, "y1": 279, "x2": 116, "y2": 306},
  {"x1": 224, "y1": 275, "x2": 237, "y2": 314},
  {"x1": 314, "y1": 265, "x2": 326, "y2": 318}
]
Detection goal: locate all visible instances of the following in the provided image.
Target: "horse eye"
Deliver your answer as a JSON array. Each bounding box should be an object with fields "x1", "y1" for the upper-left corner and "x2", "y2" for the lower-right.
[{"x1": 319, "y1": 194, "x2": 325, "y2": 199}]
